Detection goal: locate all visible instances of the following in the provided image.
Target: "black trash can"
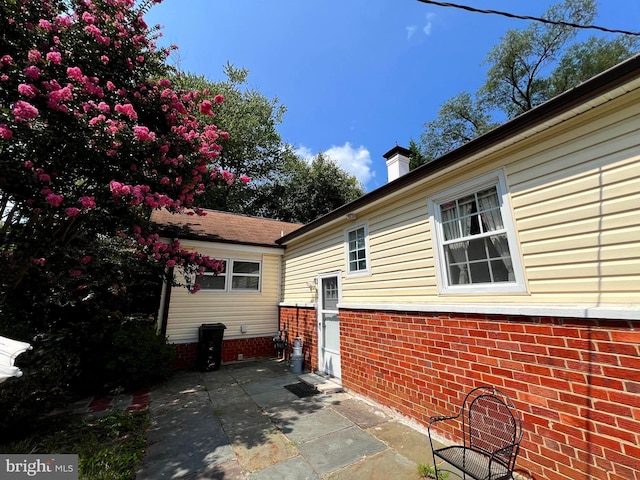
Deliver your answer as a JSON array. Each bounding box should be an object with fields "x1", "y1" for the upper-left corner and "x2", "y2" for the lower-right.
[{"x1": 197, "y1": 323, "x2": 226, "y2": 372}]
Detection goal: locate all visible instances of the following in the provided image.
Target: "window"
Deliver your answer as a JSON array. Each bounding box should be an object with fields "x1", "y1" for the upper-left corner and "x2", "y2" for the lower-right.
[
  {"x1": 197, "y1": 260, "x2": 227, "y2": 291},
  {"x1": 345, "y1": 224, "x2": 370, "y2": 276},
  {"x1": 196, "y1": 259, "x2": 261, "y2": 292},
  {"x1": 430, "y1": 172, "x2": 526, "y2": 293},
  {"x1": 231, "y1": 261, "x2": 260, "y2": 291}
]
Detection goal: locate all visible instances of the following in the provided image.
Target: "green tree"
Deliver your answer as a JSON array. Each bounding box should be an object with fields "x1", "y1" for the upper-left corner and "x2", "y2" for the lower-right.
[
  {"x1": 258, "y1": 152, "x2": 364, "y2": 224},
  {"x1": 418, "y1": 0, "x2": 638, "y2": 161},
  {"x1": 172, "y1": 65, "x2": 289, "y2": 215},
  {"x1": 479, "y1": 0, "x2": 598, "y2": 117},
  {"x1": 418, "y1": 93, "x2": 498, "y2": 166},
  {"x1": 408, "y1": 139, "x2": 427, "y2": 170}
]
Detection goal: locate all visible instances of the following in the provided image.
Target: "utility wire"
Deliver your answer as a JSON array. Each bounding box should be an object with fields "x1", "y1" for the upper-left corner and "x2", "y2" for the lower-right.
[{"x1": 415, "y1": 0, "x2": 640, "y2": 37}]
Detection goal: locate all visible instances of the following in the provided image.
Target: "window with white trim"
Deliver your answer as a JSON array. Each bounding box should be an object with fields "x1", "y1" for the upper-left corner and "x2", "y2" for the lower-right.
[
  {"x1": 430, "y1": 172, "x2": 526, "y2": 293},
  {"x1": 196, "y1": 259, "x2": 261, "y2": 292},
  {"x1": 345, "y1": 224, "x2": 370, "y2": 276},
  {"x1": 230, "y1": 260, "x2": 261, "y2": 291},
  {"x1": 197, "y1": 260, "x2": 227, "y2": 291}
]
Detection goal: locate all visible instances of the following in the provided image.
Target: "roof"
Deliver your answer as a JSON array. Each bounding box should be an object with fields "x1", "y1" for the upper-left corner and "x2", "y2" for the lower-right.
[
  {"x1": 277, "y1": 53, "x2": 640, "y2": 245},
  {"x1": 151, "y1": 208, "x2": 302, "y2": 248}
]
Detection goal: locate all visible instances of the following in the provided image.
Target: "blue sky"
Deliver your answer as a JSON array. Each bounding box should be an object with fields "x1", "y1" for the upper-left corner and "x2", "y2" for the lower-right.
[{"x1": 145, "y1": 1, "x2": 639, "y2": 192}]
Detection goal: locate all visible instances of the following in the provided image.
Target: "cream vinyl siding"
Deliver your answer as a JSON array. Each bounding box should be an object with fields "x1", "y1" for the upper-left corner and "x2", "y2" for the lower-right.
[
  {"x1": 166, "y1": 246, "x2": 282, "y2": 343},
  {"x1": 282, "y1": 190, "x2": 437, "y2": 304},
  {"x1": 281, "y1": 85, "x2": 640, "y2": 312}
]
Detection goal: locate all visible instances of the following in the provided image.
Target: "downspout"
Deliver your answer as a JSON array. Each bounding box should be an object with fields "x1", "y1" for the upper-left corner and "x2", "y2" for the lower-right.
[{"x1": 157, "y1": 266, "x2": 174, "y2": 337}]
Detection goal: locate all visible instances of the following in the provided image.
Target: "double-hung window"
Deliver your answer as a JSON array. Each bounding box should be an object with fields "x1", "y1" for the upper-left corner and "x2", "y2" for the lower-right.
[
  {"x1": 230, "y1": 261, "x2": 261, "y2": 291},
  {"x1": 430, "y1": 171, "x2": 526, "y2": 293},
  {"x1": 196, "y1": 259, "x2": 261, "y2": 292},
  {"x1": 345, "y1": 224, "x2": 370, "y2": 276},
  {"x1": 197, "y1": 260, "x2": 227, "y2": 291}
]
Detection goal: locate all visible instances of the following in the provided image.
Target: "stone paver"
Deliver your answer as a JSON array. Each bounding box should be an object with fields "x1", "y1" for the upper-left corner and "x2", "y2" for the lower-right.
[
  {"x1": 137, "y1": 359, "x2": 441, "y2": 480},
  {"x1": 297, "y1": 426, "x2": 387, "y2": 475}
]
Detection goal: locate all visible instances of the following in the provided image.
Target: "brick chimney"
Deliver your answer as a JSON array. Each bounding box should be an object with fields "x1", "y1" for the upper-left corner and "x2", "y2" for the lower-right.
[{"x1": 383, "y1": 145, "x2": 412, "y2": 182}]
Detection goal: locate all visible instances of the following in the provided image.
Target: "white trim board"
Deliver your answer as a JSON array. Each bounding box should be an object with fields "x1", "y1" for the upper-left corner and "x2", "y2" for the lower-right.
[{"x1": 338, "y1": 302, "x2": 640, "y2": 321}]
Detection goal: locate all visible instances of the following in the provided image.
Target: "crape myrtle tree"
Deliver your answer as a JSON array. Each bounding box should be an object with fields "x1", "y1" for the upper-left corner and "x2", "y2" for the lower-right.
[
  {"x1": 172, "y1": 66, "x2": 287, "y2": 216},
  {"x1": 0, "y1": 0, "x2": 246, "y2": 427}
]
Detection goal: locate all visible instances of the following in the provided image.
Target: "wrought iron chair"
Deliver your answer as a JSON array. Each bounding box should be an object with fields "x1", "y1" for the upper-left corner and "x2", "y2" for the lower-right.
[{"x1": 428, "y1": 386, "x2": 523, "y2": 480}]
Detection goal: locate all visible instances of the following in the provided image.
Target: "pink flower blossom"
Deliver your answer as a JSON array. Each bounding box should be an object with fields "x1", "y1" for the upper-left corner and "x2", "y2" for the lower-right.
[
  {"x1": 133, "y1": 125, "x2": 156, "y2": 142},
  {"x1": 89, "y1": 114, "x2": 105, "y2": 126},
  {"x1": 213, "y1": 94, "x2": 224, "y2": 105},
  {"x1": 221, "y1": 170, "x2": 235, "y2": 184},
  {"x1": 13, "y1": 100, "x2": 39, "y2": 122},
  {"x1": 0, "y1": 124, "x2": 12, "y2": 140},
  {"x1": 55, "y1": 15, "x2": 73, "y2": 28},
  {"x1": 110, "y1": 180, "x2": 131, "y2": 196},
  {"x1": 28, "y1": 49, "x2": 42, "y2": 63},
  {"x1": 39, "y1": 173, "x2": 51, "y2": 183},
  {"x1": 67, "y1": 66, "x2": 83, "y2": 81},
  {"x1": 65, "y1": 207, "x2": 80, "y2": 217},
  {"x1": 32, "y1": 257, "x2": 46, "y2": 266},
  {"x1": 0, "y1": 55, "x2": 13, "y2": 66},
  {"x1": 48, "y1": 87, "x2": 73, "y2": 111},
  {"x1": 199, "y1": 100, "x2": 214, "y2": 116},
  {"x1": 79, "y1": 196, "x2": 96, "y2": 209},
  {"x1": 18, "y1": 83, "x2": 38, "y2": 98},
  {"x1": 220, "y1": 131, "x2": 230, "y2": 140},
  {"x1": 100, "y1": 55, "x2": 109, "y2": 64},
  {"x1": 114, "y1": 103, "x2": 138, "y2": 120},
  {"x1": 239, "y1": 174, "x2": 251, "y2": 184},
  {"x1": 81, "y1": 256, "x2": 92, "y2": 265},
  {"x1": 38, "y1": 19, "x2": 52, "y2": 30},
  {"x1": 46, "y1": 51, "x2": 62, "y2": 64},
  {"x1": 106, "y1": 81, "x2": 116, "y2": 91},
  {"x1": 23, "y1": 161, "x2": 33, "y2": 169},
  {"x1": 96, "y1": 102, "x2": 110, "y2": 113},
  {"x1": 45, "y1": 193, "x2": 64, "y2": 207},
  {"x1": 24, "y1": 66, "x2": 40, "y2": 80},
  {"x1": 81, "y1": 12, "x2": 96, "y2": 24},
  {"x1": 70, "y1": 269, "x2": 82, "y2": 277}
]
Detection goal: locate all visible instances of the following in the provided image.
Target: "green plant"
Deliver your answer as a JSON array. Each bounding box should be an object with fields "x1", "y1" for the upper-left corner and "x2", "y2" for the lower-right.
[
  {"x1": 0, "y1": 410, "x2": 150, "y2": 480},
  {"x1": 418, "y1": 462, "x2": 449, "y2": 479}
]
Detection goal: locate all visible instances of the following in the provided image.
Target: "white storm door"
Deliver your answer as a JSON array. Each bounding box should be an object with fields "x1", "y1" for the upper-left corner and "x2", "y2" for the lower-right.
[{"x1": 318, "y1": 274, "x2": 341, "y2": 379}]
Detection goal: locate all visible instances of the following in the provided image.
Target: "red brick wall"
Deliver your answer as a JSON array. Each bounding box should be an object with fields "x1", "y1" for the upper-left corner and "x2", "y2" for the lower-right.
[
  {"x1": 172, "y1": 335, "x2": 276, "y2": 369},
  {"x1": 222, "y1": 336, "x2": 275, "y2": 362},
  {"x1": 279, "y1": 306, "x2": 318, "y2": 372},
  {"x1": 339, "y1": 309, "x2": 640, "y2": 480},
  {"x1": 173, "y1": 342, "x2": 198, "y2": 370}
]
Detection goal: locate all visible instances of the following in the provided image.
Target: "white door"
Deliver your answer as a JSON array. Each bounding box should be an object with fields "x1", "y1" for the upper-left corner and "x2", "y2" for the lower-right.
[{"x1": 318, "y1": 274, "x2": 341, "y2": 378}]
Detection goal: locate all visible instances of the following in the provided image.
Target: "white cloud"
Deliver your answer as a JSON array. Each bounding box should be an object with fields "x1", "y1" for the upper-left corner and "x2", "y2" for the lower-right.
[
  {"x1": 423, "y1": 13, "x2": 435, "y2": 36},
  {"x1": 295, "y1": 142, "x2": 373, "y2": 186},
  {"x1": 294, "y1": 145, "x2": 314, "y2": 161},
  {"x1": 324, "y1": 143, "x2": 373, "y2": 186},
  {"x1": 406, "y1": 25, "x2": 417, "y2": 40}
]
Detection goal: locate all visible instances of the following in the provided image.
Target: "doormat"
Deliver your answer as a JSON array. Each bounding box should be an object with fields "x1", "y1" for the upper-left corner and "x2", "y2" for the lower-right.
[{"x1": 284, "y1": 382, "x2": 320, "y2": 398}]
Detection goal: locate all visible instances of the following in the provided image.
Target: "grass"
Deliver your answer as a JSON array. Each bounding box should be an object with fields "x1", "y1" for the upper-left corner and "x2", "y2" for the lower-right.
[
  {"x1": 418, "y1": 462, "x2": 450, "y2": 479},
  {"x1": 0, "y1": 410, "x2": 150, "y2": 480}
]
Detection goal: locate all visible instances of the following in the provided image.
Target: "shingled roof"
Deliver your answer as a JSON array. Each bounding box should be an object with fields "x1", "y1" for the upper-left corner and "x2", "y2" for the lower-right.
[{"x1": 150, "y1": 208, "x2": 302, "y2": 248}]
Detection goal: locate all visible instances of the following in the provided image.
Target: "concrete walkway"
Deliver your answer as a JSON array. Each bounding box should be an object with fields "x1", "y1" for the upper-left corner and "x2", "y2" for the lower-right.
[{"x1": 137, "y1": 359, "x2": 445, "y2": 480}]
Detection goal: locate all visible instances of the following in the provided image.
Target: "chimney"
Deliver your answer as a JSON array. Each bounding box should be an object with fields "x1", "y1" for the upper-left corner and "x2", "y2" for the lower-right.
[{"x1": 383, "y1": 145, "x2": 412, "y2": 182}]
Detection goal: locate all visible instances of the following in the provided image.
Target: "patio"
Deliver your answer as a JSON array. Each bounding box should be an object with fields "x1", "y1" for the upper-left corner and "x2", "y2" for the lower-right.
[{"x1": 136, "y1": 358, "x2": 448, "y2": 480}]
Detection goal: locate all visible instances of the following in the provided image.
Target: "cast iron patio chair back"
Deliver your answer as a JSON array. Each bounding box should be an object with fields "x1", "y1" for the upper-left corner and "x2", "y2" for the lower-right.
[{"x1": 428, "y1": 386, "x2": 523, "y2": 480}]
